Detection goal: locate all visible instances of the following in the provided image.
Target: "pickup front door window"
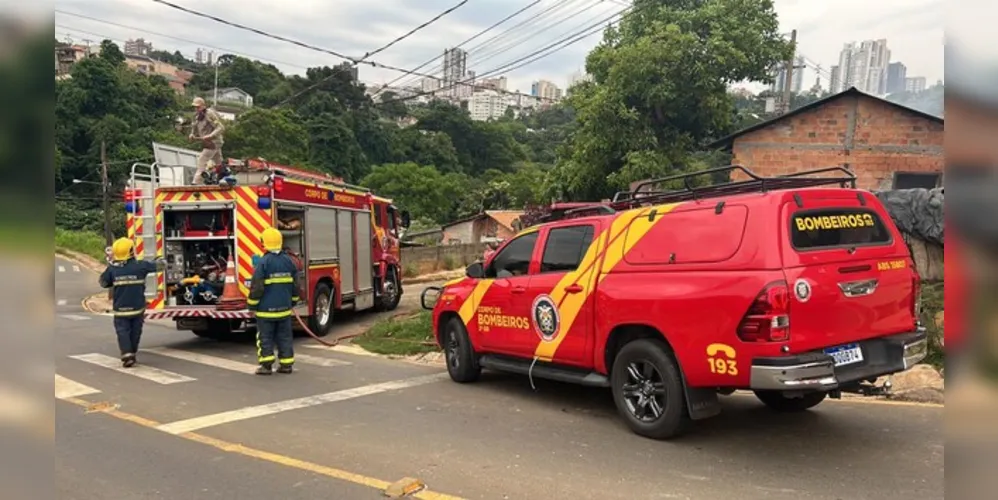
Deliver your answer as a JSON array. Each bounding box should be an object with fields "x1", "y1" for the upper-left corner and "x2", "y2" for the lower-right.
[{"x1": 476, "y1": 232, "x2": 539, "y2": 354}]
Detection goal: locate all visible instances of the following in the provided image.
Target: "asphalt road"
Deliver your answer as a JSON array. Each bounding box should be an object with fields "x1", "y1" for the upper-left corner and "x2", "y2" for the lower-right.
[{"x1": 54, "y1": 256, "x2": 944, "y2": 500}]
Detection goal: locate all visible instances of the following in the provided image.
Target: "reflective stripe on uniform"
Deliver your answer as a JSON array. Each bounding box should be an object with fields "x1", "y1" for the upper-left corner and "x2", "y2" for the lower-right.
[
  {"x1": 278, "y1": 357, "x2": 294, "y2": 365},
  {"x1": 113, "y1": 309, "x2": 145, "y2": 317},
  {"x1": 259, "y1": 355, "x2": 276, "y2": 363},
  {"x1": 113, "y1": 280, "x2": 145, "y2": 286},
  {"x1": 256, "y1": 310, "x2": 292, "y2": 319},
  {"x1": 246, "y1": 298, "x2": 260, "y2": 306},
  {"x1": 263, "y1": 276, "x2": 293, "y2": 284}
]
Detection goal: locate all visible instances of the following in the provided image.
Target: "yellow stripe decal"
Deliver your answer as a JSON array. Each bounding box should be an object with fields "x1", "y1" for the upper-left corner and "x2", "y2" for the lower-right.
[
  {"x1": 533, "y1": 203, "x2": 682, "y2": 361},
  {"x1": 458, "y1": 280, "x2": 494, "y2": 325}
]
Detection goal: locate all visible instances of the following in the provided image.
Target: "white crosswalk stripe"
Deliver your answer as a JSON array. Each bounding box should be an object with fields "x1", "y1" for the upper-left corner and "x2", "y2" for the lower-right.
[
  {"x1": 73, "y1": 265, "x2": 80, "y2": 272},
  {"x1": 291, "y1": 353, "x2": 352, "y2": 367},
  {"x1": 69, "y1": 353, "x2": 196, "y2": 384},
  {"x1": 60, "y1": 314, "x2": 90, "y2": 321},
  {"x1": 57, "y1": 299, "x2": 67, "y2": 306},
  {"x1": 55, "y1": 374, "x2": 101, "y2": 399},
  {"x1": 57, "y1": 266, "x2": 65, "y2": 273},
  {"x1": 143, "y1": 346, "x2": 259, "y2": 374}
]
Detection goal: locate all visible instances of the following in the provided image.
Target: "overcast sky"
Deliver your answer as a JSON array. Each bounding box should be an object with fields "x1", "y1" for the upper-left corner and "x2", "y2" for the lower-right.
[{"x1": 53, "y1": 0, "x2": 944, "y2": 95}]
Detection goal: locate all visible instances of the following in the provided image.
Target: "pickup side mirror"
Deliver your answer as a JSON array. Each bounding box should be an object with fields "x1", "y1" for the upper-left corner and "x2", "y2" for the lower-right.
[
  {"x1": 400, "y1": 210, "x2": 411, "y2": 229},
  {"x1": 465, "y1": 262, "x2": 485, "y2": 279}
]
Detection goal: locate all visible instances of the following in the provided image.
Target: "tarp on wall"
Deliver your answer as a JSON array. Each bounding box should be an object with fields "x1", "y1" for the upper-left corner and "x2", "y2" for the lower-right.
[{"x1": 874, "y1": 187, "x2": 944, "y2": 245}]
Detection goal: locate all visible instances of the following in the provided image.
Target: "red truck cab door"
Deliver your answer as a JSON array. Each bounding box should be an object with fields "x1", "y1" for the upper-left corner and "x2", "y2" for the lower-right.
[
  {"x1": 475, "y1": 231, "x2": 539, "y2": 356},
  {"x1": 522, "y1": 222, "x2": 600, "y2": 368}
]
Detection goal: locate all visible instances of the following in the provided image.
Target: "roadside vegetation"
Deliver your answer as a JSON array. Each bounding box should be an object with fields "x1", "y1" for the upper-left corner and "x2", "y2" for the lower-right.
[
  {"x1": 918, "y1": 281, "x2": 944, "y2": 369},
  {"x1": 353, "y1": 311, "x2": 438, "y2": 356},
  {"x1": 55, "y1": 228, "x2": 106, "y2": 262}
]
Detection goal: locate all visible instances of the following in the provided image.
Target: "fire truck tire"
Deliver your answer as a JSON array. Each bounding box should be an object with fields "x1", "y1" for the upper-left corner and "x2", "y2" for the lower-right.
[
  {"x1": 308, "y1": 283, "x2": 334, "y2": 337},
  {"x1": 443, "y1": 317, "x2": 480, "y2": 383},
  {"x1": 375, "y1": 266, "x2": 401, "y2": 312},
  {"x1": 610, "y1": 339, "x2": 690, "y2": 440},
  {"x1": 752, "y1": 390, "x2": 827, "y2": 412}
]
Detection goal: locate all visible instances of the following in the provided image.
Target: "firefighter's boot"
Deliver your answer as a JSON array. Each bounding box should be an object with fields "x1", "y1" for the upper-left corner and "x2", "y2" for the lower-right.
[
  {"x1": 121, "y1": 353, "x2": 136, "y2": 368},
  {"x1": 255, "y1": 363, "x2": 273, "y2": 375},
  {"x1": 276, "y1": 363, "x2": 293, "y2": 374}
]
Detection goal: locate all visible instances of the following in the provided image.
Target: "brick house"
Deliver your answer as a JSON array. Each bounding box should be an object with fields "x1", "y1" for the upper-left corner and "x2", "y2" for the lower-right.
[
  {"x1": 441, "y1": 210, "x2": 523, "y2": 245},
  {"x1": 708, "y1": 87, "x2": 944, "y2": 190}
]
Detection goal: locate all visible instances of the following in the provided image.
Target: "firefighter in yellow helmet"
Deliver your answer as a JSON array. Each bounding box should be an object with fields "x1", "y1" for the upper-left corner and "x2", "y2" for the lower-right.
[
  {"x1": 247, "y1": 227, "x2": 302, "y2": 375},
  {"x1": 98, "y1": 238, "x2": 164, "y2": 367}
]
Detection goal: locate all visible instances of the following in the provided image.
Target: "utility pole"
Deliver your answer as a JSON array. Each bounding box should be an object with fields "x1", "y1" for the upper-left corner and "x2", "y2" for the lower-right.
[
  {"x1": 780, "y1": 29, "x2": 797, "y2": 114},
  {"x1": 100, "y1": 140, "x2": 112, "y2": 247},
  {"x1": 213, "y1": 60, "x2": 219, "y2": 106}
]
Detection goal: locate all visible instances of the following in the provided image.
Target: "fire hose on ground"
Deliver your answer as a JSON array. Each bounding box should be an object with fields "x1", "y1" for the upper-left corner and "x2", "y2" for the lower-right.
[{"x1": 291, "y1": 307, "x2": 365, "y2": 347}]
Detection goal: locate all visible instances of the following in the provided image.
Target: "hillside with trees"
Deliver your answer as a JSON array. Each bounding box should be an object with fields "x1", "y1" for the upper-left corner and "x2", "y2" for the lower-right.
[{"x1": 55, "y1": 0, "x2": 795, "y2": 232}]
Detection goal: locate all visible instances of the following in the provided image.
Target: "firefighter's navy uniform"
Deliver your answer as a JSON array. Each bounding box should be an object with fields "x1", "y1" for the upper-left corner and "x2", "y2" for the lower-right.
[
  {"x1": 99, "y1": 238, "x2": 160, "y2": 367},
  {"x1": 248, "y1": 227, "x2": 301, "y2": 375}
]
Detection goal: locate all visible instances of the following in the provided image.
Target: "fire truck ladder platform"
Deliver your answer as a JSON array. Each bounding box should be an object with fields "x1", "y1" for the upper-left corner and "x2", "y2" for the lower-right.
[{"x1": 610, "y1": 164, "x2": 858, "y2": 208}]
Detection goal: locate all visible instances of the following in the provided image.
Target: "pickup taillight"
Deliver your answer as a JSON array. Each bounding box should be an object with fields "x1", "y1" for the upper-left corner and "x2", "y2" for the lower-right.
[{"x1": 736, "y1": 281, "x2": 791, "y2": 342}]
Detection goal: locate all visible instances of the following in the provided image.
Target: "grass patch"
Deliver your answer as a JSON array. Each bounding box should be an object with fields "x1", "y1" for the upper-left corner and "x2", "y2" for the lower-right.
[
  {"x1": 353, "y1": 311, "x2": 439, "y2": 356},
  {"x1": 55, "y1": 228, "x2": 106, "y2": 261},
  {"x1": 919, "y1": 280, "x2": 944, "y2": 369}
]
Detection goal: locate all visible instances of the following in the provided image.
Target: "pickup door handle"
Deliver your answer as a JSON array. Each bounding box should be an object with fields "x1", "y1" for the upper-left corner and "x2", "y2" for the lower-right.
[
  {"x1": 511, "y1": 286, "x2": 527, "y2": 294},
  {"x1": 564, "y1": 284, "x2": 583, "y2": 294}
]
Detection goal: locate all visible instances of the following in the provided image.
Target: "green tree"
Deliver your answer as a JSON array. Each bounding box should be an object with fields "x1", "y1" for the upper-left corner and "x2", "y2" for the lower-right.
[
  {"x1": 223, "y1": 107, "x2": 310, "y2": 166},
  {"x1": 554, "y1": 0, "x2": 792, "y2": 200},
  {"x1": 361, "y1": 162, "x2": 472, "y2": 223},
  {"x1": 99, "y1": 39, "x2": 125, "y2": 66}
]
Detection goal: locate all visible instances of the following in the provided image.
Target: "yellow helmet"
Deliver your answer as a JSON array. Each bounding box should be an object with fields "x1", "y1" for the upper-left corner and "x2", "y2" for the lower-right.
[
  {"x1": 261, "y1": 227, "x2": 283, "y2": 252},
  {"x1": 111, "y1": 237, "x2": 134, "y2": 261}
]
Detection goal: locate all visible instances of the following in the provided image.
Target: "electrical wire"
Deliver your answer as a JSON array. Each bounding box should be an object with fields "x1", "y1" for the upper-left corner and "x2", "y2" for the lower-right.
[
  {"x1": 371, "y1": 0, "x2": 543, "y2": 96},
  {"x1": 360, "y1": 0, "x2": 472, "y2": 61},
  {"x1": 54, "y1": 11, "x2": 309, "y2": 69},
  {"x1": 376, "y1": 3, "x2": 632, "y2": 106}
]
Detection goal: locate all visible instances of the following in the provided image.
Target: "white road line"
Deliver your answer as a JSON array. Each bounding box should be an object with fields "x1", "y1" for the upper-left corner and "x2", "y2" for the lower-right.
[
  {"x1": 69, "y1": 353, "x2": 196, "y2": 385},
  {"x1": 73, "y1": 265, "x2": 81, "y2": 272},
  {"x1": 60, "y1": 314, "x2": 91, "y2": 321},
  {"x1": 156, "y1": 372, "x2": 449, "y2": 435},
  {"x1": 57, "y1": 266, "x2": 65, "y2": 273},
  {"x1": 294, "y1": 353, "x2": 352, "y2": 367},
  {"x1": 55, "y1": 374, "x2": 101, "y2": 399},
  {"x1": 57, "y1": 299, "x2": 67, "y2": 306},
  {"x1": 302, "y1": 343, "x2": 380, "y2": 357},
  {"x1": 143, "y1": 346, "x2": 258, "y2": 374}
]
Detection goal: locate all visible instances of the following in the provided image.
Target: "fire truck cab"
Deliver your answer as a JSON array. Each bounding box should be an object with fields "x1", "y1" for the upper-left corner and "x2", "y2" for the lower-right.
[{"x1": 124, "y1": 142, "x2": 410, "y2": 339}]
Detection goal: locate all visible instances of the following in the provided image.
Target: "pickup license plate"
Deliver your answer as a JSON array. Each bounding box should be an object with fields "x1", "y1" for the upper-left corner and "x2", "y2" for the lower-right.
[{"x1": 824, "y1": 343, "x2": 864, "y2": 366}]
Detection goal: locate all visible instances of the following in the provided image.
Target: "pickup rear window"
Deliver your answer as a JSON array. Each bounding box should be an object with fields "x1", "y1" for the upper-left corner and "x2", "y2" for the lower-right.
[{"x1": 790, "y1": 208, "x2": 893, "y2": 250}]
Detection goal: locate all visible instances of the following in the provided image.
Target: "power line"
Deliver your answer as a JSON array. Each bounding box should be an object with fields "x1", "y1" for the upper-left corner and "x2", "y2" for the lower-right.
[
  {"x1": 360, "y1": 0, "x2": 472, "y2": 61},
  {"x1": 466, "y1": 0, "x2": 599, "y2": 69},
  {"x1": 372, "y1": 0, "x2": 543, "y2": 96},
  {"x1": 376, "y1": 4, "x2": 631, "y2": 107},
  {"x1": 54, "y1": 11, "x2": 310, "y2": 69}
]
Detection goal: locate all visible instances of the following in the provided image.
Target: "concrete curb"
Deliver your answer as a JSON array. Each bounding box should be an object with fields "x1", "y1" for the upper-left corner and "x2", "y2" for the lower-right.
[{"x1": 55, "y1": 248, "x2": 104, "y2": 274}]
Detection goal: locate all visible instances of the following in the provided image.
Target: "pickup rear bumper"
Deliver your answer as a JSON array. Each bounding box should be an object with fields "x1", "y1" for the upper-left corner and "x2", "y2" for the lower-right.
[{"x1": 749, "y1": 328, "x2": 929, "y2": 392}]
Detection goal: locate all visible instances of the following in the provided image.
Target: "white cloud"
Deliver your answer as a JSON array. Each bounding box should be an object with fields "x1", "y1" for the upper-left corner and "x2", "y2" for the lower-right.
[{"x1": 54, "y1": 0, "x2": 944, "y2": 96}]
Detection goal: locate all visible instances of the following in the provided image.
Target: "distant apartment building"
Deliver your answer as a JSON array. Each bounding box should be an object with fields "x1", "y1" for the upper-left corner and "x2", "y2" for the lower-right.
[
  {"x1": 769, "y1": 55, "x2": 805, "y2": 94},
  {"x1": 469, "y1": 90, "x2": 510, "y2": 121},
  {"x1": 421, "y1": 77, "x2": 440, "y2": 94},
  {"x1": 456, "y1": 70, "x2": 476, "y2": 99},
  {"x1": 478, "y1": 76, "x2": 508, "y2": 92},
  {"x1": 124, "y1": 38, "x2": 153, "y2": 57},
  {"x1": 442, "y1": 47, "x2": 468, "y2": 98},
  {"x1": 55, "y1": 43, "x2": 97, "y2": 77},
  {"x1": 905, "y1": 76, "x2": 927, "y2": 94},
  {"x1": 835, "y1": 39, "x2": 891, "y2": 95},
  {"x1": 886, "y1": 62, "x2": 908, "y2": 94},
  {"x1": 530, "y1": 80, "x2": 563, "y2": 102},
  {"x1": 194, "y1": 48, "x2": 215, "y2": 65},
  {"x1": 829, "y1": 65, "x2": 842, "y2": 93}
]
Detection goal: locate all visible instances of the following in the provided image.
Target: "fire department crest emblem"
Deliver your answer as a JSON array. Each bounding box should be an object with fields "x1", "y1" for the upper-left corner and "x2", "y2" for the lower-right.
[{"x1": 532, "y1": 294, "x2": 560, "y2": 342}]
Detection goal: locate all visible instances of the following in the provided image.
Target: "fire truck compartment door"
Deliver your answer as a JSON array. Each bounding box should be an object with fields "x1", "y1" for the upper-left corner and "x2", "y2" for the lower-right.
[
  {"x1": 305, "y1": 206, "x2": 338, "y2": 261},
  {"x1": 355, "y1": 210, "x2": 373, "y2": 293},
  {"x1": 337, "y1": 210, "x2": 355, "y2": 294}
]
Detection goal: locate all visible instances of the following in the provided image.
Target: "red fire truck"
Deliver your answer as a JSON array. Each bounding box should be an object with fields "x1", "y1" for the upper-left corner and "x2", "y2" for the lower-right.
[{"x1": 124, "y1": 143, "x2": 410, "y2": 338}]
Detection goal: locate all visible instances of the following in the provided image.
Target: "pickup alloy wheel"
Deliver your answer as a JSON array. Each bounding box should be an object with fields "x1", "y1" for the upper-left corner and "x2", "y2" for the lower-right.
[
  {"x1": 610, "y1": 339, "x2": 689, "y2": 439},
  {"x1": 443, "y1": 317, "x2": 481, "y2": 383}
]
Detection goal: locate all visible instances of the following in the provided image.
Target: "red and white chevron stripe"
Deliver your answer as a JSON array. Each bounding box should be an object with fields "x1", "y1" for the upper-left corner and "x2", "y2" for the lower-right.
[{"x1": 146, "y1": 308, "x2": 253, "y2": 320}]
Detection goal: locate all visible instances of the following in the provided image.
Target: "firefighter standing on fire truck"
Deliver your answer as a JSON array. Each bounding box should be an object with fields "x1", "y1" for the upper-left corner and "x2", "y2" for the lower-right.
[
  {"x1": 98, "y1": 238, "x2": 163, "y2": 367},
  {"x1": 247, "y1": 227, "x2": 302, "y2": 375},
  {"x1": 189, "y1": 96, "x2": 225, "y2": 185}
]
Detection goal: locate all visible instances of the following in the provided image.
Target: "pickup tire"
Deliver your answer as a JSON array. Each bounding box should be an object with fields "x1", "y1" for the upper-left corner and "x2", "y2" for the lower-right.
[
  {"x1": 308, "y1": 283, "x2": 333, "y2": 337},
  {"x1": 610, "y1": 339, "x2": 689, "y2": 439},
  {"x1": 443, "y1": 317, "x2": 480, "y2": 383},
  {"x1": 753, "y1": 390, "x2": 827, "y2": 412}
]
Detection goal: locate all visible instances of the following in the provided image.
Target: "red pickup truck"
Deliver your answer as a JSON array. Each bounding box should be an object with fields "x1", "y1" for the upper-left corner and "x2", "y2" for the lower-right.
[{"x1": 423, "y1": 166, "x2": 928, "y2": 439}]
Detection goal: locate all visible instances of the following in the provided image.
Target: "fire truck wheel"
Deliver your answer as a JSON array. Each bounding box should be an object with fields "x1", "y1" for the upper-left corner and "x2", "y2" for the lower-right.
[
  {"x1": 375, "y1": 266, "x2": 401, "y2": 311},
  {"x1": 308, "y1": 283, "x2": 334, "y2": 337},
  {"x1": 610, "y1": 339, "x2": 690, "y2": 440},
  {"x1": 443, "y1": 317, "x2": 480, "y2": 383},
  {"x1": 752, "y1": 390, "x2": 827, "y2": 412}
]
